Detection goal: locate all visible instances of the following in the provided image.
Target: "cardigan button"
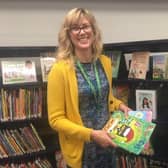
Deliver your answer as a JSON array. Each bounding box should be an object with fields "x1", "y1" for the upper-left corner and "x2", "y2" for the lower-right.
[{"x1": 110, "y1": 100, "x2": 113, "y2": 104}]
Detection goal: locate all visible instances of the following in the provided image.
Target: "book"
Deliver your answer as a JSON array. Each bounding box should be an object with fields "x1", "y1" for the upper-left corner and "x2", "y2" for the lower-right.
[
  {"x1": 40, "y1": 56, "x2": 56, "y2": 82},
  {"x1": 124, "y1": 53, "x2": 132, "y2": 71},
  {"x1": 152, "y1": 53, "x2": 168, "y2": 80},
  {"x1": 1, "y1": 60, "x2": 37, "y2": 84},
  {"x1": 128, "y1": 110, "x2": 152, "y2": 122},
  {"x1": 9, "y1": 129, "x2": 25, "y2": 154},
  {"x1": 110, "y1": 51, "x2": 122, "y2": 78},
  {"x1": 30, "y1": 123, "x2": 45, "y2": 150},
  {"x1": 128, "y1": 51, "x2": 150, "y2": 79},
  {"x1": 103, "y1": 111, "x2": 156, "y2": 154},
  {"x1": 104, "y1": 50, "x2": 122, "y2": 78},
  {"x1": 0, "y1": 130, "x2": 15, "y2": 156},
  {"x1": 128, "y1": 110, "x2": 154, "y2": 155},
  {"x1": 12, "y1": 129, "x2": 30, "y2": 153},
  {"x1": 136, "y1": 89, "x2": 157, "y2": 120}
]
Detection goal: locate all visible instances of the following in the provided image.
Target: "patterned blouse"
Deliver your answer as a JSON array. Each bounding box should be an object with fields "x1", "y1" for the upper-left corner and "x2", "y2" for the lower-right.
[{"x1": 76, "y1": 59, "x2": 116, "y2": 168}]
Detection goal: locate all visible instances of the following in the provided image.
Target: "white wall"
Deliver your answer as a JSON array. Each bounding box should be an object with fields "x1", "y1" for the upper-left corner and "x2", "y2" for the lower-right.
[{"x1": 1, "y1": 0, "x2": 168, "y2": 46}]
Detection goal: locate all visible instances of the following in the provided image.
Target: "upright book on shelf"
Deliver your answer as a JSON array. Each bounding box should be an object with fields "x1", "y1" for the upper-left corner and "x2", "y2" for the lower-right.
[
  {"x1": 136, "y1": 89, "x2": 157, "y2": 120},
  {"x1": 152, "y1": 53, "x2": 168, "y2": 80},
  {"x1": 40, "y1": 56, "x2": 56, "y2": 82},
  {"x1": 104, "y1": 50, "x2": 122, "y2": 78},
  {"x1": 124, "y1": 53, "x2": 132, "y2": 71},
  {"x1": 128, "y1": 51, "x2": 150, "y2": 80},
  {"x1": 103, "y1": 111, "x2": 156, "y2": 155},
  {"x1": 110, "y1": 51, "x2": 122, "y2": 78},
  {"x1": 1, "y1": 60, "x2": 37, "y2": 84}
]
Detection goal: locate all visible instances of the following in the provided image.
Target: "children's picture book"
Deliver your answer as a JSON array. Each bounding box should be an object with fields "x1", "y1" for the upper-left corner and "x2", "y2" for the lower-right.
[
  {"x1": 128, "y1": 51, "x2": 150, "y2": 79},
  {"x1": 104, "y1": 50, "x2": 122, "y2": 78},
  {"x1": 40, "y1": 52, "x2": 56, "y2": 82},
  {"x1": 103, "y1": 111, "x2": 156, "y2": 155},
  {"x1": 128, "y1": 110, "x2": 154, "y2": 155},
  {"x1": 1, "y1": 60, "x2": 37, "y2": 84},
  {"x1": 128, "y1": 110, "x2": 152, "y2": 122},
  {"x1": 136, "y1": 89, "x2": 157, "y2": 120},
  {"x1": 152, "y1": 53, "x2": 168, "y2": 80}
]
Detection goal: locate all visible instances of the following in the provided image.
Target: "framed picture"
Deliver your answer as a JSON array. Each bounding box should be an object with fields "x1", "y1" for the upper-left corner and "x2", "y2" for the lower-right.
[{"x1": 136, "y1": 89, "x2": 157, "y2": 120}]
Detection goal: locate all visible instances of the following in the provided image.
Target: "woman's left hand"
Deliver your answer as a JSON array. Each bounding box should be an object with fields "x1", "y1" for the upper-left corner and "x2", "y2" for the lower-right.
[{"x1": 119, "y1": 103, "x2": 132, "y2": 117}]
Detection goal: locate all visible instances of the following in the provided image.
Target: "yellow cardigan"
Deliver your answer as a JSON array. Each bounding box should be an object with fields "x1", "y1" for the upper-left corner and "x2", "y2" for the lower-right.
[{"x1": 47, "y1": 55, "x2": 122, "y2": 168}]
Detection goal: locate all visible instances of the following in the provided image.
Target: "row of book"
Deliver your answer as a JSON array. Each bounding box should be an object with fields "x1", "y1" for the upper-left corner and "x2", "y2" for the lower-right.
[
  {"x1": 116, "y1": 154, "x2": 168, "y2": 168},
  {"x1": 0, "y1": 124, "x2": 45, "y2": 158},
  {"x1": 0, "y1": 88, "x2": 43, "y2": 122},
  {"x1": 55, "y1": 150, "x2": 168, "y2": 168},
  {"x1": 2, "y1": 50, "x2": 168, "y2": 85},
  {"x1": 105, "y1": 50, "x2": 168, "y2": 80},
  {"x1": 0, "y1": 51, "x2": 56, "y2": 85},
  {"x1": 0, "y1": 157, "x2": 52, "y2": 168},
  {"x1": 117, "y1": 154, "x2": 148, "y2": 168}
]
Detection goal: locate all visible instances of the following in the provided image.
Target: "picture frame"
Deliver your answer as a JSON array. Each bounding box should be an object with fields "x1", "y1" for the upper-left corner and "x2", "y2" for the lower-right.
[{"x1": 136, "y1": 89, "x2": 157, "y2": 120}]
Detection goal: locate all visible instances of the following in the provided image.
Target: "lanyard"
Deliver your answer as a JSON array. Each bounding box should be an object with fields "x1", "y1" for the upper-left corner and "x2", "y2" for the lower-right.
[{"x1": 76, "y1": 60, "x2": 101, "y2": 104}]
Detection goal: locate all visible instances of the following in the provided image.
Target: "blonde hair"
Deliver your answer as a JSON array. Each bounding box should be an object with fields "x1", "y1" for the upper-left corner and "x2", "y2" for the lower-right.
[{"x1": 56, "y1": 8, "x2": 103, "y2": 64}]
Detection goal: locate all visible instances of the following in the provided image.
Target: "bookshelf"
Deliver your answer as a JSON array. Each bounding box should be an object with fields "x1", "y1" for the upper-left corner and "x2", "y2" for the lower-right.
[
  {"x1": 0, "y1": 46, "x2": 58, "y2": 167},
  {"x1": 104, "y1": 39, "x2": 168, "y2": 167},
  {"x1": 1, "y1": 39, "x2": 168, "y2": 167}
]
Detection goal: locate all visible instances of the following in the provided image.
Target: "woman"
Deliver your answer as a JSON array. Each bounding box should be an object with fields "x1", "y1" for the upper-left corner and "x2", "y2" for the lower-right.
[{"x1": 47, "y1": 8, "x2": 131, "y2": 168}]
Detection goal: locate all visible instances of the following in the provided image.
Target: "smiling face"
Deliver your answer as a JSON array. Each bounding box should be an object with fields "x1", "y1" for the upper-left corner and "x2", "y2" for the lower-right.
[
  {"x1": 56, "y1": 8, "x2": 102, "y2": 62},
  {"x1": 69, "y1": 18, "x2": 94, "y2": 53}
]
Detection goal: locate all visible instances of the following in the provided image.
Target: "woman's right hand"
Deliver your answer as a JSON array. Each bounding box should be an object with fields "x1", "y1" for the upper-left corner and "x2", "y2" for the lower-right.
[{"x1": 90, "y1": 130, "x2": 117, "y2": 148}]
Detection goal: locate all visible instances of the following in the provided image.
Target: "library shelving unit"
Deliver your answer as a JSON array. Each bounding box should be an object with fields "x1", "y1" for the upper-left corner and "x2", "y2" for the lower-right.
[
  {"x1": 103, "y1": 39, "x2": 168, "y2": 167},
  {"x1": 0, "y1": 46, "x2": 58, "y2": 167},
  {"x1": 1, "y1": 39, "x2": 168, "y2": 167}
]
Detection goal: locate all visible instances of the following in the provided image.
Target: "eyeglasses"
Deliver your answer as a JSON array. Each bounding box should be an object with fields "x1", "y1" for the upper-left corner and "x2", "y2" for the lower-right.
[{"x1": 70, "y1": 24, "x2": 92, "y2": 34}]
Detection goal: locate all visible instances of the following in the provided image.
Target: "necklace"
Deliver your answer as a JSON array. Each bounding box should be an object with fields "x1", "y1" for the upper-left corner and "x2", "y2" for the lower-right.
[{"x1": 76, "y1": 60, "x2": 102, "y2": 111}]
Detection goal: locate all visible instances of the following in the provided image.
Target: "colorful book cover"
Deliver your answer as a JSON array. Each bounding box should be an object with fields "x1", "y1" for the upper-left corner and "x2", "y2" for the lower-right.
[
  {"x1": 128, "y1": 110, "x2": 154, "y2": 155},
  {"x1": 111, "y1": 51, "x2": 122, "y2": 78},
  {"x1": 152, "y1": 54, "x2": 168, "y2": 80},
  {"x1": 104, "y1": 50, "x2": 122, "y2": 78},
  {"x1": 1, "y1": 60, "x2": 37, "y2": 84},
  {"x1": 103, "y1": 111, "x2": 156, "y2": 155},
  {"x1": 40, "y1": 57, "x2": 56, "y2": 82},
  {"x1": 128, "y1": 51, "x2": 150, "y2": 79},
  {"x1": 128, "y1": 110, "x2": 152, "y2": 122}
]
